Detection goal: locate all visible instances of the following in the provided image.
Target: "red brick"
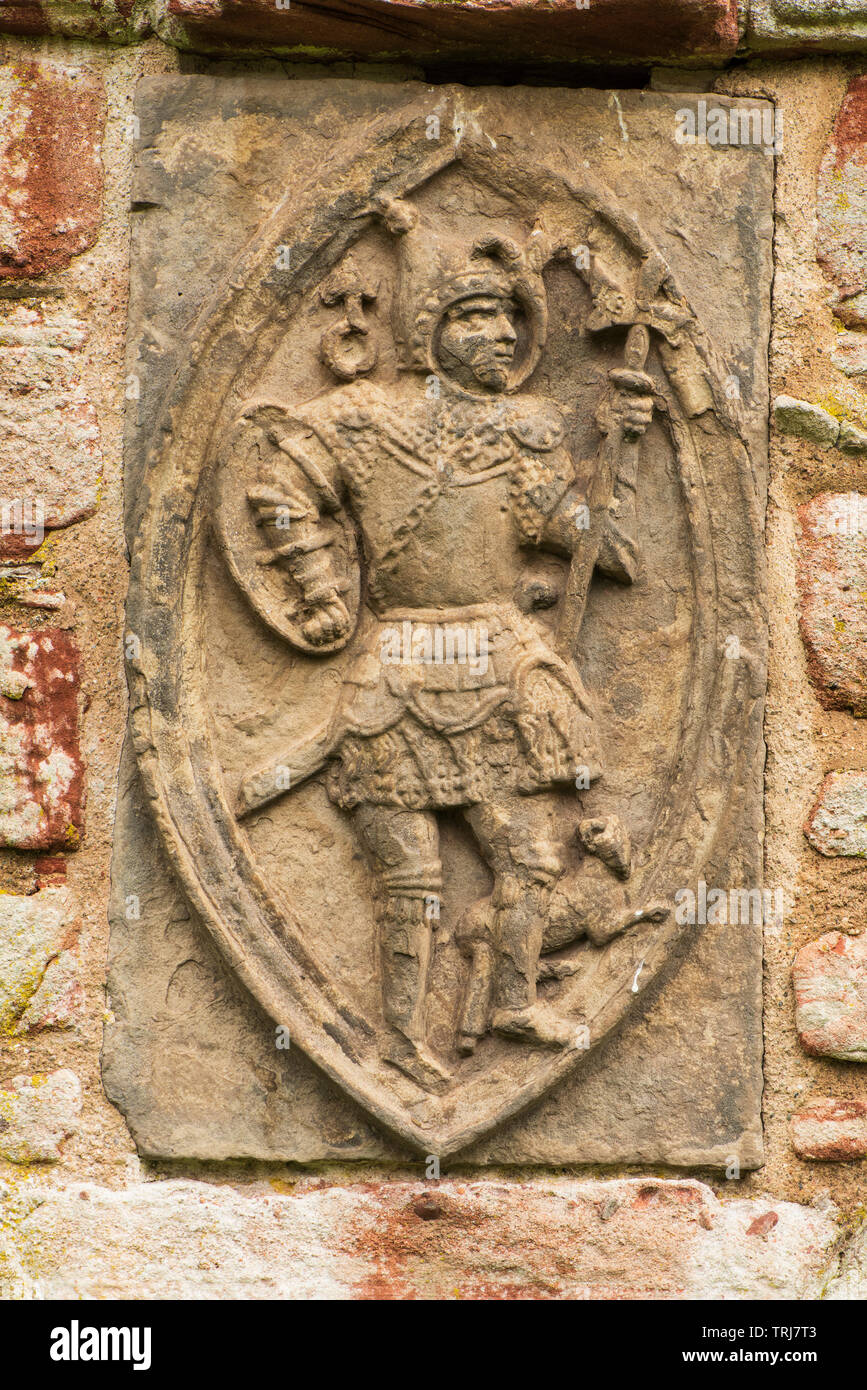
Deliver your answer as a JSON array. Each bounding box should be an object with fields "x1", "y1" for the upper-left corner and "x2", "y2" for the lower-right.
[
  {"x1": 161, "y1": 0, "x2": 741, "y2": 65},
  {"x1": 0, "y1": 60, "x2": 104, "y2": 280},
  {"x1": 818, "y1": 75, "x2": 867, "y2": 330},
  {"x1": 797, "y1": 493, "x2": 867, "y2": 715},
  {"x1": 793, "y1": 931, "x2": 867, "y2": 1061},
  {"x1": 791, "y1": 1099, "x2": 867, "y2": 1163},
  {"x1": 0, "y1": 625, "x2": 85, "y2": 850}
]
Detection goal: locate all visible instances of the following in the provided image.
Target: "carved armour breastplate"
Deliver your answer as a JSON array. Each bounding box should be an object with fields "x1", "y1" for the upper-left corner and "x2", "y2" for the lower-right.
[{"x1": 297, "y1": 382, "x2": 574, "y2": 607}]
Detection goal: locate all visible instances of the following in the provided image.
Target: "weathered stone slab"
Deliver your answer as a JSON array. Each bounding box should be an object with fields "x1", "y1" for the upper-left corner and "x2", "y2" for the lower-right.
[
  {"x1": 107, "y1": 78, "x2": 770, "y2": 1166},
  {"x1": 0, "y1": 625, "x2": 84, "y2": 850},
  {"x1": 0, "y1": 59, "x2": 104, "y2": 280},
  {"x1": 797, "y1": 494, "x2": 867, "y2": 715},
  {"x1": 793, "y1": 931, "x2": 867, "y2": 1061},
  {"x1": 0, "y1": 1177, "x2": 843, "y2": 1301},
  {"x1": 774, "y1": 395, "x2": 839, "y2": 446},
  {"x1": 751, "y1": 1, "x2": 867, "y2": 51},
  {"x1": 159, "y1": 0, "x2": 741, "y2": 65}
]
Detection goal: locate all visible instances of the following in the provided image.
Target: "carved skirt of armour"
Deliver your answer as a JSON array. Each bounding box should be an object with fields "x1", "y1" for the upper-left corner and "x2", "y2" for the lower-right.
[{"x1": 324, "y1": 604, "x2": 602, "y2": 811}]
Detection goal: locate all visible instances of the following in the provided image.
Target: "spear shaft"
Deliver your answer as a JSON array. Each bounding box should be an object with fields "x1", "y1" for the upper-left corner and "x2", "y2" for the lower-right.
[{"x1": 556, "y1": 323, "x2": 650, "y2": 659}]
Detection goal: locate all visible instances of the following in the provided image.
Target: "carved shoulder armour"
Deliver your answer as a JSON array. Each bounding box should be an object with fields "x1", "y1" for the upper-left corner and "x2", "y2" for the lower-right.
[
  {"x1": 506, "y1": 398, "x2": 567, "y2": 453},
  {"x1": 295, "y1": 381, "x2": 413, "y2": 491},
  {"x1": 505, "y1": 398, "x2": 573, "y2": 543}
]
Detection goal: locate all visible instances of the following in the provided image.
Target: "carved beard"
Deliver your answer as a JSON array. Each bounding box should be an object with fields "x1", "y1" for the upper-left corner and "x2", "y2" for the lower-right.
[{"x1": 438, "y1": 339, "x2": 514, "y2": 392}]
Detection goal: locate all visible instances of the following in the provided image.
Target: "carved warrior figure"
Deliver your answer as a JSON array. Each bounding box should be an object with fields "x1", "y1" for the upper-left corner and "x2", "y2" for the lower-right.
[{"x1": 223, "y1": 199, "x2": 667, "y2": 1090}]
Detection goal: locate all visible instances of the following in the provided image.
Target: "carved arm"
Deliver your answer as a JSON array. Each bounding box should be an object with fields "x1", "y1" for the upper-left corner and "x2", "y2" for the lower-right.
[{"x1": 248, "y1": 456, "x2": 352, "y2": 648}]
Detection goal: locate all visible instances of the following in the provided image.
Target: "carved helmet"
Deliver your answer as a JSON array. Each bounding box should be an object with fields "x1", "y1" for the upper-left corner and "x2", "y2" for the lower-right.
[{"x1": 374, "y1": 195, "x2": 548, "y2": 390}]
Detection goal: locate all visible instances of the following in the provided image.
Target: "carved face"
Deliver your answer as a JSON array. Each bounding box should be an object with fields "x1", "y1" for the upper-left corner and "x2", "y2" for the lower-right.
[{"x1": 437, "y1": 294, "x2": 518, "y2": 391}]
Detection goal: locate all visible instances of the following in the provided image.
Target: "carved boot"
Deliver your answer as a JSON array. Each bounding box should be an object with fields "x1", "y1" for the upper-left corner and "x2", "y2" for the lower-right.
[
  {"x1": 379, "y1": 895, "x2": 451, "y2": 1090},
  {"x1": 489, "y1": 877, "x2": 577, "y2": 1049}
]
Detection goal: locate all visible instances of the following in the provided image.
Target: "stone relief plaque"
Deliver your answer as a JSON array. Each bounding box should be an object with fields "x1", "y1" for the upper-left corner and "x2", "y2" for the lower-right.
[{"x1": 104, "y1": 79, "x2": 771, "y2": 1166}]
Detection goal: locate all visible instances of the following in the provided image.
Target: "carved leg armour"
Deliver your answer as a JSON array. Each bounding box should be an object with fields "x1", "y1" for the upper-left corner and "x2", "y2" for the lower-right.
[
  {"x1": 353, "y1": 805, "x2": 450, "y2": 1089},
  {"x1": 378, "y1": 894, "x2": 432, "y2": 1038},
  {"x1": 490, "y1": 875, "x2": 545, "y2": 1015},
  {"x1": 455, "y1": 898, "x2": 495, "y2": 1056},
  {"x1": 462, "y1": 802, "x2": 577, "y2": 1050},
  {"x1": 488, "y1": 878, "x2": 578, "y2": 1047}
]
